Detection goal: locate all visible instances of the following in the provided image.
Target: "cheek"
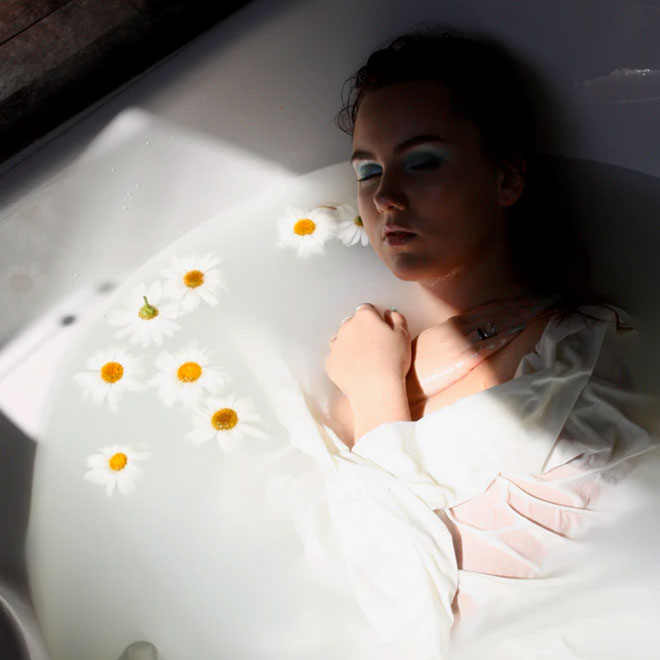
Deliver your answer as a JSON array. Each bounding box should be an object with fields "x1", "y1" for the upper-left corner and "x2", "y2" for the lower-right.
[{"x1": 356, "y1": 187, "x2": 371, "y2": 214}]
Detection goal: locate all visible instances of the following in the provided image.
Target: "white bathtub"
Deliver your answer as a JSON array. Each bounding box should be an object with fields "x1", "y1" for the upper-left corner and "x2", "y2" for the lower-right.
[{"x1": 1, "y1": 0, "x2": 659, "y2": 658}]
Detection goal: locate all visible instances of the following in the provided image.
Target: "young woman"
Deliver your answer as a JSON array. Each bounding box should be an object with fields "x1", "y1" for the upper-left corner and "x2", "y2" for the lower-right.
[
  {"x1": 326, "y1": 31, "x2": 585, "y2": 446},
  {"x1": 318, "y1": 30, "x2": 658, "y2": 651}
]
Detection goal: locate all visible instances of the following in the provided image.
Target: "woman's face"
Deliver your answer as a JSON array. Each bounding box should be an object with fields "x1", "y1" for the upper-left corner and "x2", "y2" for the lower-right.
[{"x1": 352, "y1": 81, "x2": 519, "y2": 283}]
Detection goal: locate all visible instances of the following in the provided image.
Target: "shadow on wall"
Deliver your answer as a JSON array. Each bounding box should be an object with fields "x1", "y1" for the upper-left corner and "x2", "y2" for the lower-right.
[
  {"x1": 537, "y1": 155, "x2": 660, "y2": 393},
  {"x1": 0, "y1": 409, "x2": 36, "y2": 660}
]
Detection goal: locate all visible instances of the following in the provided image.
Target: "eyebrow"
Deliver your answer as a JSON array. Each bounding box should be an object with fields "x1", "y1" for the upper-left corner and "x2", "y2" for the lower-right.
[{"x1": 350, "y1": 134, "x2": 447, "y2": 162}]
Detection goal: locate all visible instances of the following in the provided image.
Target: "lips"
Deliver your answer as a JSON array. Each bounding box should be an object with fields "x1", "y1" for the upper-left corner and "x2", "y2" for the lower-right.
[{"x1": 382, "y1": 225, "x2": 416, "y2": 245}]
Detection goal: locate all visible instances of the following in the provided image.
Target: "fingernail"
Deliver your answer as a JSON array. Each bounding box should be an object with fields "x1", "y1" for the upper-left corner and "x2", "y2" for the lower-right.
[
  {"x1": 531, "y1": 296, "x2": 561, "y2": 313},
  {"x1": 508, "y1": 323, "x2": 525, "y2": 334},
  {"x1": 341, "y1": 315, "x2": 352, "y2": 324}
]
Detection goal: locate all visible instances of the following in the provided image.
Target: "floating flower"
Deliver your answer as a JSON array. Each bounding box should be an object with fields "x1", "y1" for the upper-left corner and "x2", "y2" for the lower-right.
[
  {"x1": 187, "y1": 394, "x2": 267, "y2": 451},
  {"x1": 335, "y1": 203, "x2": 369, "y2": 247},
  {"x1": 150, "y1": 344, "x2": 230, "y2": 409},
  {"x1": 73, "y1": 347, "x2": 144, "y2": 413},
  {"x1": 161, "y1": 254, "x2": 226, "y2": 313},
  {"x1": 276, "y1": 206, "x2": 336, "y2": 258},
  {"x1": 105, "y1": 281, "x2": 181, "y2": 348},
  {"x1": 84, "y1": 445, "x2": 151, "y2": 496}
]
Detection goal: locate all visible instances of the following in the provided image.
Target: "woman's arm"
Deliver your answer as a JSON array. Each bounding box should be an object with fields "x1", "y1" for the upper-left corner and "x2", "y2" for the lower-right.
[
  {"x1": 324, "y1": 304, "x2": 412, "y2": 442},
  {"x1": 324, "y1": 298, "x2": 550, "y2": 445},
  {"x1": 325, "y1": 389, "x2": 355, "y2": 449}
]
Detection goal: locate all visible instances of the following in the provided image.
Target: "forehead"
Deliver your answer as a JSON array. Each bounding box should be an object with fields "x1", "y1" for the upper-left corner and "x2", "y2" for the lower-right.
[{"x1": 352, "y1": 81, "x2": 476, "y2": 151}]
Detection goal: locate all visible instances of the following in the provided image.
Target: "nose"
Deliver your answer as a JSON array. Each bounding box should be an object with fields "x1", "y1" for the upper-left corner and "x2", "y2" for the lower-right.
[{"x1": 373, "y1": 173, "x2": 408, "y2": 214}]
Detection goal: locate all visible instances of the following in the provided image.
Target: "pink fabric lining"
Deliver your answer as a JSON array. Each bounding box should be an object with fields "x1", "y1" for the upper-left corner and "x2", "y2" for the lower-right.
[{"x1": 447, "y1": 458, "x2": 602, "y2": 611}]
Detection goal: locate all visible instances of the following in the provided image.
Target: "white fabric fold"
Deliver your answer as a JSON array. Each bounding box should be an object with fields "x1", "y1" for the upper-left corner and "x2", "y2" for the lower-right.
[
  {"x1": 238, "y1": 307, "x2": 659, "y2": 658},
  {"x1": 237, "y1": 337, "x2": 459, "y2": 658}
]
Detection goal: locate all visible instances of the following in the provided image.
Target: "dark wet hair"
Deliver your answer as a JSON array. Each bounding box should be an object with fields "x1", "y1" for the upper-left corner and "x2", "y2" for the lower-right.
[
  {"x1": 337, "y1": 29, "x2": 624, "y2": 326},
  {"x1": 337, "y1": 30, "x2": 534, "y2": 168}
]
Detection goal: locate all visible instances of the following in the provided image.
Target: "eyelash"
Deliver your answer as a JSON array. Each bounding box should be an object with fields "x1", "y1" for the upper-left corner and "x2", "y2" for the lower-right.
[
  {"x1": 407, "y1": 156, "x2": 444, "y2": 171},
  {"x1": 356, "y1": 156, "x2": 444, "y2": 182},
  {"x1": 356, "y1": 166, "x2": 382, "y2": 182}
]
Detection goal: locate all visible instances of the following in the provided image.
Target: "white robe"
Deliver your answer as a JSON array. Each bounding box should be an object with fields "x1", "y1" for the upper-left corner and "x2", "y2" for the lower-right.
[{"x1": 263, "y1": 305, "x2": 660, "y2": 659}]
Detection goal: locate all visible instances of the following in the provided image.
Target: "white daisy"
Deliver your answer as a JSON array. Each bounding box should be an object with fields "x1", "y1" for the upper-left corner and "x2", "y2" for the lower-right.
[
  {"x1": 105, "y1": 281, "x2": 181, "y2": 348},
  {"x1": 335, "y1": 203, "x2": 369, "y2": 247},
  {"x1": 73, "y1": 347, "x2": 144, "y2": 413},
  {"x1": 187, "y1": 393, "x2": 267, "y2": 451},
  {"x1": 84, "y1": 445, "x2": 151, "y2": 496},
  {"x1": 276, "y1": 206, "x2": 336, "y2": 258},
  {"x1": 161, "y1": 254, "x2": 226, "y2": 313},
  {"x1": 150, "y1": 344, "x2": 230, "y2": 409}
]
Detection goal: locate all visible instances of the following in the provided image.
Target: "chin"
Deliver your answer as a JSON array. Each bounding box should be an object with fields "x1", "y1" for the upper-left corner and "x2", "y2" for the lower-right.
[
  {"x1": 385, "y1": 253, "x2": 449, "y2": 283},
  {"x1": 389, "y1": 263, "x2": 441, "y2": 283}
]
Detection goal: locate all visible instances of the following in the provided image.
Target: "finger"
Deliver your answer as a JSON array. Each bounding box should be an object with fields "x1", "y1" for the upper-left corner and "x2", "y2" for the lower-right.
[
  {"x1": 519, "y1": 295, "x2": 561, "y2": 320},
  {"x1": 384, "y1": 308, "x2": 408, "y2": 331},
  {"x1": 467, "y1": 326, "x2": 516, "y2": 352},
  {"x1": 461, "y1": 301, "x2": 530, "y2": 334}
]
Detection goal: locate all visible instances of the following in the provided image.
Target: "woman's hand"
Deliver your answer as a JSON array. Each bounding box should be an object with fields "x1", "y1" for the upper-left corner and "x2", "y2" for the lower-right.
[
  {"x1": 325, "y1": 303, "x2": 412, "y2": 441},
  {"x1": 325, "y1": 303, "x2": 412, "y2": 398},
  {"x1": 409, "y1": 296, "x2": 556, "y2": 399}
]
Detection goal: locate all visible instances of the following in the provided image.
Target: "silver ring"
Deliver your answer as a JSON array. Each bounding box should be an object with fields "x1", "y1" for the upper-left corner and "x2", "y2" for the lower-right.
[{"x1": 477, "y1": 321, "x2": 497, "y2": 340}]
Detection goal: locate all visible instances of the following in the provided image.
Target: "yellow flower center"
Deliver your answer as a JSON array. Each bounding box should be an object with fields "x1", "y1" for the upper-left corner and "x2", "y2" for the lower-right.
[
  {"x1": 354, "y1": 215, "x2": 363, "y2": 227},
  {"x1": 177, "y1": 361, "x2": 202, "y2": 382},
  {"x1": 108, "y1": 452, "x2": 128, "y2": 471},
  {"x1": 101, "y1": 361, "x2": 124, "y2": 383},
  {"x1": 183, "y1": 270, "x2": 205, "y2": 288},
  {"x1": 138, "y1": 295, "x2": 159, "y2": 320},
  {"x1": 211, "y1": 408, "x2": 239, "y2": 431},
  {"x1": 293, "y1": 218, "x2": 316, "y2": 236}
]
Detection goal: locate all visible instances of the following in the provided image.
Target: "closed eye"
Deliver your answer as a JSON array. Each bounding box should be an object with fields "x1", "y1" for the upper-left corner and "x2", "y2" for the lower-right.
[
  {"x1": 405, "y1": 155, "x2": 444, "y2": 171},
  {"x1": 354, "y1": 162, "x2": 382, "y2": 182}
]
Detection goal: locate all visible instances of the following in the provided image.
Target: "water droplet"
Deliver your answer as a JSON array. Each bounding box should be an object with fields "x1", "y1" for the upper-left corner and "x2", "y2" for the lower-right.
[
  {"x1": 110, "y1": 167, "x2": 116, "y2": 173},
  {"x1": 145, "y1": 140, "x2": 151, "y2": 146},
  {"x1": 134, "y1": 183, "x2": 140, "y2": 189},
  {"x1": 72, "y1": 272, "x2": 80, "y2": 280}
]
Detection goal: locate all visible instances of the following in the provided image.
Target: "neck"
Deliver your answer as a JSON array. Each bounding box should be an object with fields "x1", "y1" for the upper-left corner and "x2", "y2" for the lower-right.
[{"x1": 412, "y1": 242, "x2": 527, "y2": 327}]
